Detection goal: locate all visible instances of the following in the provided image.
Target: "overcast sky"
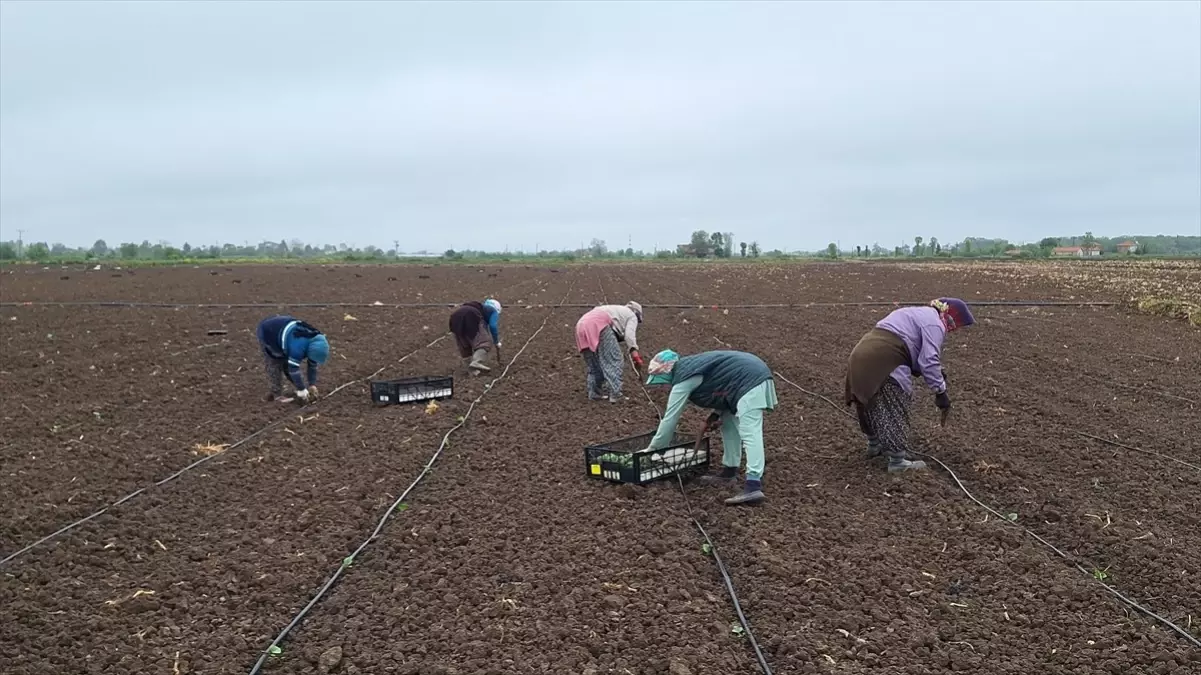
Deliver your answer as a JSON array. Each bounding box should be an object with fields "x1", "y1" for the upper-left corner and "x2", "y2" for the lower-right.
[{"x1": 1, "y1": 1, "x2": 1198, "y2": 252}]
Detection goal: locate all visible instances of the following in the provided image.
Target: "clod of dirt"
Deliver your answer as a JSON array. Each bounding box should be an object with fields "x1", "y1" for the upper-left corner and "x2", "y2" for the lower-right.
[
  {"x1": 669, "y1": 663, "x2": 694, "y2": 675},
  {"x1": 602, "y1": 594, "x2": 627, "y2": 609},
  {"x1": 617, "y1": 484, "x2": 639, "y2": 501},
  {"x1": 318, "y1": 645, "x2": 343, "y2": 672}
]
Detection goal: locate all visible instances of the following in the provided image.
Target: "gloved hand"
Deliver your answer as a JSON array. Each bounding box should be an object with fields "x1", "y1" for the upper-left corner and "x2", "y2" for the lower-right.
[
  {"x1": 496, "y1": 341, "x2": 502, "y2": 348},
  {"x1": 630, "y1": 350, "x2": 644, "y2": 376},
  {"x1": 295, "y1": 388, "x2": 311, "y2": 403},
  {"x1": 935, "y1": 391, "x2": 951, "y2": 426},
  {"x1": 703, "y1": 412, "x2": 721, "y2": 433}
]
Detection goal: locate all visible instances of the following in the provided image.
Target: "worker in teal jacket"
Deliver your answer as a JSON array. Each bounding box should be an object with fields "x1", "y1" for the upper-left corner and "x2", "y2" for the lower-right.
[
  {"x1": 644, "y1": 349, "x2": 777, "y2": 505},
  {"x1": 256, "y1": 315, "x2": 330, "y2": 403}
]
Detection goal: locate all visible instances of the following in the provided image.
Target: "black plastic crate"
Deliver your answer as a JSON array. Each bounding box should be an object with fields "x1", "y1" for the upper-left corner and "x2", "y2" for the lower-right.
[
  {"x1": 584, "y1": 431, "x2": 711, "y2": 485},
  {"x1": 369, "y1": 375, "x2": 454, "y2": 405}
]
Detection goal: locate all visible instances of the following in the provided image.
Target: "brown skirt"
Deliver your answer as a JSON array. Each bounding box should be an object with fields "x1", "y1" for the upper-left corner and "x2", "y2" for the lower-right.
[
  {"x1": 844, "y1": 328, "x2": 911, "y2": 406},
  {"x1": 449, "y1": 306, "x2": 493, "y2": 357}
]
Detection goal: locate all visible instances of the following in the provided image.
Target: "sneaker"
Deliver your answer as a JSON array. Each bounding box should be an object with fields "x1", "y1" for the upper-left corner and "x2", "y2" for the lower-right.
[{"x1": 887, "y1": 457, "x2": 928, "y2": 473}]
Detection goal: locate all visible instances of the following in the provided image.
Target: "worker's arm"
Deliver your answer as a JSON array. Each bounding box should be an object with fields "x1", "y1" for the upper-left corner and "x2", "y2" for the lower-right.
[
  {"x1": 647, "y1": 376, "x2": 702, "y2": 450},
  {"x1": 487, "y1": 310, "x2": 500, "y2": 345}
]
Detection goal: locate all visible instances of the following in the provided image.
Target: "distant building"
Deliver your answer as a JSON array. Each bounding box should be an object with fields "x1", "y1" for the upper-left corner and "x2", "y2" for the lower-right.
[
  {"x1": 1052, "y1": 245, "x2": 1102, "y2": 258},
  {"x1": 1116, "y1": 240, "x2": 1139, "y2": 254},
  {"x1": 676, "y1": 244, "x2": 696, "y2": 256},
  {"x1": 1004, "y1": 248, "x2": 1023, "y2": 256}
]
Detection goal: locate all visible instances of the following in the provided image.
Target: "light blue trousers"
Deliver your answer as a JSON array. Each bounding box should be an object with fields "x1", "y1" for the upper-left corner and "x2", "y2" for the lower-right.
[{"x1": 718, "y1": 407, "x2": 766, "y2": 479}]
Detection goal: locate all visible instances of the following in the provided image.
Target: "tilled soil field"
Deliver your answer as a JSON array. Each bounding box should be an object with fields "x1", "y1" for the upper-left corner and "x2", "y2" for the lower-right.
[{"x1": 1, "y1": 262, "x2": 1198, "y2": 675}]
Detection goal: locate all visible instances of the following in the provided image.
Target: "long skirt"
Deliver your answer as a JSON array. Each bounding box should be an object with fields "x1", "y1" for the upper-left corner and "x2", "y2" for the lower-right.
[
  {"x1": 449, "y1": 306, "x2": 492, "y2": 357},
  {"x1": 581, "y1": 326, "x2": 623, "y2": 398},
  {"x1": 855, "y1": 378, "x2": 912, "y2": 459}
]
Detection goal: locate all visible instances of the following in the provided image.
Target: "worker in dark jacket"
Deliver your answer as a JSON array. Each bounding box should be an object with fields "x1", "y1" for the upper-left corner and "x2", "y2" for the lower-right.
[
  {"x1": 256, "y1": 315, "x2": 330, "y2": 404},
  {"x1": 644, "y1": 349, "x2": 778, "y2": 505},
  {"x1": 845, "y1": 298, "x2": 974, "y2": 473},
  {"x1": 449, "y1": 298, "x2": 501, "y2": 374}
]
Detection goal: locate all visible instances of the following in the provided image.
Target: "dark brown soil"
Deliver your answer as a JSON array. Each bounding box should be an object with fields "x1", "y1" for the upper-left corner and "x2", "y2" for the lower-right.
[{"x1": 1, "y1": 262, "x2": 1198, "y2": 674}]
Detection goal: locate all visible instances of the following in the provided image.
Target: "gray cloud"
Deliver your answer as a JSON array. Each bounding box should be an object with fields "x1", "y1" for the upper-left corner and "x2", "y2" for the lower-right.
[{"x1": 2, "y1": 0, "x2": 1198, "y2": 251}]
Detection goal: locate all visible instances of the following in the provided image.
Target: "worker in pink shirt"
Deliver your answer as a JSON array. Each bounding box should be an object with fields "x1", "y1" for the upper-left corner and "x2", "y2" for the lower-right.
[{"x1": 574, "y1": 301, "x2": 645, "y2": 403}]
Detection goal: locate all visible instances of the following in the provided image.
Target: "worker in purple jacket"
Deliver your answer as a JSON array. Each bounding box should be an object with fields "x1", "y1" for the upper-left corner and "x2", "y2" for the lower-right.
[{"x1": 844, "y1": 298, "x2": 975, "y2": 472}]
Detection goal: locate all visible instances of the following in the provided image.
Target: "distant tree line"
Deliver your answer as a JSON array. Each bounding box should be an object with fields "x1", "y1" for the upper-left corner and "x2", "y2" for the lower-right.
[
  {"x1": 0, "y1": 238, "x2": 425, "y2": 263},
  {"x1": 1, "y1": 232, "x2": 1196, "y2": 263},
  {"x1": 820, "y1": 233, "x2": 1200, "y2": 259}
]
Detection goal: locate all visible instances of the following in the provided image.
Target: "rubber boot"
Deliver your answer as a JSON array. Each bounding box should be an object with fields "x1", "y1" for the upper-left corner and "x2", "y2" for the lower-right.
[
  {"x1": 469, "y1": 349, "x2": 491, "y2": 373},
  {"x1": 865, "y1": 437, "x2": 883, "y2": 459},
  {"x1": 724, "y1": 478, "x2": 765, "y2": 505},
  {"x1": 697, "y1": 465, "x2": 738, "y2": 487},
  {"x1": 887, "y1": 456, "x2": 928, "y2": 473}
]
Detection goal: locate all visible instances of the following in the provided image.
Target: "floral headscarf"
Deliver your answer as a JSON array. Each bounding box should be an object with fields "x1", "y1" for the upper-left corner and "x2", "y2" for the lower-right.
[
  {"x1": 645, "y1": 349, "x2": 679, "y2": 386},
  {"x1": 930, "y1": 298, "x2": 974, "y2": 332}
]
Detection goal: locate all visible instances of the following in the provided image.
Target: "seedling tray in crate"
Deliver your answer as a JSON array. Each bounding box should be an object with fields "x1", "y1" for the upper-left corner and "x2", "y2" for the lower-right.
[
  {"x1": 370, "y1": 375, "x2": 454, "y2": 406},
  {"x1": 584, "y1": 431, "x2": 711, "y2": 485}
]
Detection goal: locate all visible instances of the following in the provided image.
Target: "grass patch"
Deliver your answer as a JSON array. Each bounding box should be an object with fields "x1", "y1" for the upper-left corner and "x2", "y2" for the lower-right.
[{"x1": 1136, "y1": 297, "x2": 1201, "y2": 327}]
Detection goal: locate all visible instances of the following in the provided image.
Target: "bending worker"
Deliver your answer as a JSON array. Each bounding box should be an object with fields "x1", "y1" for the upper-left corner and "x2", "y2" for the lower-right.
[
  {"x1": 449, "y1": 299, "x2": 502, "y2": 374},
  {"x1": 844, "y1": 298, "x2": 975, "y2": 473},
  {"x1": 644, "y1": 349, "x2": 777, "y2": 506},
  {"x1": 256, "y1": 315, "x2": 330, "y2": 404},
  {"x1": 574, "y1": 301, "x2": 644, "y2": 403}
]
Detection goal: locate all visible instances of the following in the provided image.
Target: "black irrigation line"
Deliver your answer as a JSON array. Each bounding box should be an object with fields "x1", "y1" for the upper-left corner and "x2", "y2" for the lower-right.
[
  {"x1": 627, "y1": 347, "x2": 774, "y2": 674},
  {"x1": 968, "y1": 368, "x2": 1199, "y2": 474},
  {"x1": 0, "y1": 334, "x2": 449, "y2": 567},
  {"x1": 771, "y1": 374, "x2": 1201, "y2": 649},
  {"x1": 1, "y1": 300, "x2": 1122, "y2": 310},
  {"x1": 247, "y1": 294, "x2": 570, "y2": 675},
  {"x1": 1074, "y1": 432, "x2": 1201, "y2": 473}
]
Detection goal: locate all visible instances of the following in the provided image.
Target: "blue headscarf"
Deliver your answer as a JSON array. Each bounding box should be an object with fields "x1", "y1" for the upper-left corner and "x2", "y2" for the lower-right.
[{"x1": 307, "y1": 334, "x2": 330, "y2": 364}]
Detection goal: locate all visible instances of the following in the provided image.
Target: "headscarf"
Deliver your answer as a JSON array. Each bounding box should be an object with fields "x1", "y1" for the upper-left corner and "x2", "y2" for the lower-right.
[
  {"x1": 626, "y1": 300, "x2": 643, "y2": 323},
  {"x1": 930, "y1": 298, "x2": 974, "y2": 332},
  {"x1": 484, "y1": 298, "x2": 502, "y2": 314},
  {"x1": 645, "y1": 349, "x2": 679, "y2": 386},
  {"x1": 307, "y1": 334, "x2": 330, "y2": 364}
]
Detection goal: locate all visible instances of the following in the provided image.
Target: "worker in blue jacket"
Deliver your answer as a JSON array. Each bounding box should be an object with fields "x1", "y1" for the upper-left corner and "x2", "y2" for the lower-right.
[{"x1": 256, "y1": 315, "x2": 330, "y2": 403}]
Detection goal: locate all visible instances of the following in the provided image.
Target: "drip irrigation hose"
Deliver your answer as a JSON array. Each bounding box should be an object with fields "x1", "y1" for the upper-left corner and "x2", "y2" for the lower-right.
[
  {"x1": 0, "y1": 335, "x2": 449, "y2": 567},
  {"x1": 1073, "y1": 431, "x2": 1201, "y2": 473},
  {"x1": 247, "y1": 294, "x2": 570, "y2": 675},
  {"x1": 916, "y1": 452, "x2": 1201, "y2": 649},
  {"x1": 629, "y1": 359, "x2": 774, "y2": 675},
  {"x1": 1, "y1": 300, "x2": 1122, "y2": 310},
  {"x1": 675, "y1": 474, "x2": 775, "y2": 674},
  {"x1": 772, "y1": 375, "x2": 1201, "y2": 649},
  {"x1": 970, "y1": 368, "x2": 1198, "y2": 473}
]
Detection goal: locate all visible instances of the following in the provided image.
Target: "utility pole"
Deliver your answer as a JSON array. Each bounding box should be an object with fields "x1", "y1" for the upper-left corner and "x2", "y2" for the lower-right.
[
  {"x1": 393, "y1": 239, "x2": 400, "y2": 257},
  {"x1": 17, "y1": 229, "x2": 24, "y2": 258}
]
